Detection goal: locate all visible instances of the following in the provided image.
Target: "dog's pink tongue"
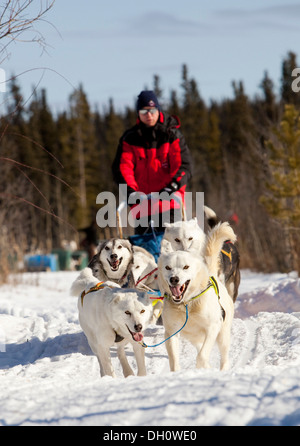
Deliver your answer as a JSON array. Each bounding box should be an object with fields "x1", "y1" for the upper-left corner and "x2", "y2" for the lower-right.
[
  {"x1": 133, "y1": 332, "x2": 143, "y2": 342},
  {"x1": 170, "y1": 286, "x2": 182, "y2": 297}
]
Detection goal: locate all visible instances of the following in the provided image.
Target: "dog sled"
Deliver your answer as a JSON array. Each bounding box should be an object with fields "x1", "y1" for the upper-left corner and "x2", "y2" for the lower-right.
[
  {"x1": 116, "y1": 192, "x2": 186, "y2": 262},
  {"x1": 114, "y1": 193, "x2": 186, "y2": 318}
]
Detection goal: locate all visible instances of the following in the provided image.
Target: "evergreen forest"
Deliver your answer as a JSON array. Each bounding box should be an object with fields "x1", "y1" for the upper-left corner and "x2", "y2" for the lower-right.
[{"x1": 1, "y1": 51, "x2": 300, "y2": 278}]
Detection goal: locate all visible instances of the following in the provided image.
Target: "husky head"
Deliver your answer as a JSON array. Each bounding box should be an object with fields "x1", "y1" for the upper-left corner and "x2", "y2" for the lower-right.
[
  {"x1": 163, "y1": 218, "x2": 206, "y2": 254},
  {"x1": 110, "y1": 290, "x2": 152, "y2": 342},
  {"x1": 132, "y1": 247, "x2": 158, "y2": 288},
  {"x1": 158, "y1": 250, "x2": 208, "y2": 305},
  {"x1": 89, "y1": 238, "x2": 134, "y2": 282}
]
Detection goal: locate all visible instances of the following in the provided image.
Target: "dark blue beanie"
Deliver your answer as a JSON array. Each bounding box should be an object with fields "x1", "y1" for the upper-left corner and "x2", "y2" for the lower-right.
[{"x1": 136, "y1": 90, "x2": 161, "y2": 112}]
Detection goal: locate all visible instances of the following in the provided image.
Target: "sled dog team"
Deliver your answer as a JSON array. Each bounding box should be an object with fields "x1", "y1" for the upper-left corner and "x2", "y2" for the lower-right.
[{"x1": 70, "y1": 206, "x2": 240, "y2": 378}]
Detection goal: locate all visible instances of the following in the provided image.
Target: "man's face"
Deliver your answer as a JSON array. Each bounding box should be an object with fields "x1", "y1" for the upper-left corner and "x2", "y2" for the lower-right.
[{"x1": 138, "y1": 107, "x2": 159, "y2": 127}]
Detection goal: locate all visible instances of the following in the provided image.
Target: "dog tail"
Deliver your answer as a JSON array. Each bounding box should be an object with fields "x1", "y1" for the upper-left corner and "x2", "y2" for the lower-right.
[
  {"x1": 205, "y1": 222, "x2": 237, "y2": 277},
  {"x1": 70, "y1": 267, "x2": 99, "y2": 296},
  {"x1": 203, "y1": 205, "x2": 221, "y2": 228}
]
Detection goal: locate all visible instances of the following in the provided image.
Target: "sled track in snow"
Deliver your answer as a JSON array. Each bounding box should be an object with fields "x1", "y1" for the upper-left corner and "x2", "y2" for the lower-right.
[
  {"x1": 2, "y1": 271, "x2": 300, "y2": 425},
  {"x1": 230, "y1": 312, "x2": 300, "y2": 371}
]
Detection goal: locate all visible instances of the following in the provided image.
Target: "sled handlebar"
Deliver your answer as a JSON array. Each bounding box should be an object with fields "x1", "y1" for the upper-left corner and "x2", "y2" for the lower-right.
[
  {"x1": 117, "y1": 191, "x2": 183, "y2": 211},
  {"x1": 116, "y1": 192, "x2": 186, "y2": 238}
]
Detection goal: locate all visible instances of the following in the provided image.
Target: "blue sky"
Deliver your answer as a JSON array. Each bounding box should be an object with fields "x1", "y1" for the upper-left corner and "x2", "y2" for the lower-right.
[{"x1": 1, "y1": 0, "x2": 300, "y2": 113}]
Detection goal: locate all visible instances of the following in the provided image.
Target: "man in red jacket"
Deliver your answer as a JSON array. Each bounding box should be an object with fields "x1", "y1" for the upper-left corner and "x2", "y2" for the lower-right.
[{"x1": 112, "y1": 90, "x2": 192, "y2": 234}]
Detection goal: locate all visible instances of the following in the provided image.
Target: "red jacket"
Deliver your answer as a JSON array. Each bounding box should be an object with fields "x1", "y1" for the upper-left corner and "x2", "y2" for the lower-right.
[{"x1": 112, "y1": 112, "x2": 192, "y2": 211}]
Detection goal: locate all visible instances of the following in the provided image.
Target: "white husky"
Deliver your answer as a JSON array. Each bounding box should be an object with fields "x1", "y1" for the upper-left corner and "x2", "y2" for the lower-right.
[
  {"x1": 131, "y1": 246, "x2": 163, "y2": 322},
  {"x1": 162, "y1": 218, "x2": 206, "y2": 254},
  {"x1": 131, "y1": 246, "x2": 159, "y2": 290},
  {"x1": 88, "y1": 238, "x2": 135, "y2": 287},
  {"x1": 162, "y1": 217, "x2": 238, "y2": 301},
  {"x1": 158, "y1": 222, "x2": 235, "y2": 372},
  {"x1": 70, "y1": 268, "x2": 152, "y2": 378}
]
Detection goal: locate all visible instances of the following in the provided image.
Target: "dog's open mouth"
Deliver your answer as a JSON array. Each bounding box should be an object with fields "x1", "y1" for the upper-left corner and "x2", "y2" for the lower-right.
[
  {"x1": 126, "y1": 325, "x2": 144, "y2": 342},
  {"x1": 169, "y1": 280, "x2": 190, "y2": 303},
  {"x1": 108, "y1": 257, "x2": 123, "y2": 271}
]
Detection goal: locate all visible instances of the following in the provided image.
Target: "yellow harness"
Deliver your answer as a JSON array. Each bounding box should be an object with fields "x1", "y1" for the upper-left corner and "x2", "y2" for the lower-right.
[
  {"x1": 188, "y1": 276, "x2": 220, "y2": 302},
  {"x1": 221, "y1": 248, "x2": 232, "y2": 262},
  {"x1": 81, "y1": 282, "x2": 163, "y2": 316},
  {"x1": 140, "y1": 276, "x2": 225, "y2": 349},
  {"x1": 80, "y1": 281, "x2": 106, "y2": 307}
]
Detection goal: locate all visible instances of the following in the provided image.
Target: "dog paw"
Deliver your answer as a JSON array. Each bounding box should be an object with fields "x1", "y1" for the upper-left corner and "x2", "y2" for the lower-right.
[
  {"x1": 196, "y1": 357, "x2": 211, "y2": 369},
  {"x1": 220, "y1": 360, "x2": 230, "y2": 371}
]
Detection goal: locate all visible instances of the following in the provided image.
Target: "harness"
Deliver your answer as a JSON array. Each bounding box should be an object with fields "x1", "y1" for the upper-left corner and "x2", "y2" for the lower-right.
[
  {"x1": 80, "y1": 276, "x2": 225, "y2": 349},
  {"x1": 135, "y1": 267, "x2": 163, "y2": 317},
  {"x1": 80, "y1": 281, "x2": 107, "y2": 307},
  {"x1": 80, "y1": 282, "x2": 126, "y2": 343},
  {"x1": 80, "y1": 279, "x2": 163, "y2": 311},
  {"x1": 135, "y1": 267, "x2": 158, "y2": 287},
  {"x1": 140, "y1": 276, "x2": 225, "y2": 349},
  {"x1": 221, "y1": 240, "x2": 233, "y2": 262}
]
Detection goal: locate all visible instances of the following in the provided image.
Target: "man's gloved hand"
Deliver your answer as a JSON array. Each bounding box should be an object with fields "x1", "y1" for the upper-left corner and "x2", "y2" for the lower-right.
[{"x1": 159, "y1": 181, "x2": 179, "y2": 195}]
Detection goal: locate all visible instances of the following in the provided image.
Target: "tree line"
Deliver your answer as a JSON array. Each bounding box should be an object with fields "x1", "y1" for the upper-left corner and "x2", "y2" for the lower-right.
[{"x1": 1, "y1": 50, "x2": 300, "y2": 278}]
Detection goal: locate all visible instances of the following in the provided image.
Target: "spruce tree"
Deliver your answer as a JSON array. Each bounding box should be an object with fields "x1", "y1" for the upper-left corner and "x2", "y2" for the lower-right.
[
  {"x1": 168, "y1": 90, "x2": 180, "y2": 117},
  {"x1": 281, "y1": 51, "x2": 300, "y2": 108},
  {"x1": 261, "y1": 104, "x2": 300, "y2": 270},
  {"x1": 261, "y1": 104, "x2": 300, "y2": 224},
  {"x1": 153, "y1": 74, "x2": 163, "y2": 101},
  {"x1": 69, "y1": 84, "x2": 100, "y2": 227},
  {"x1": 103, "y1": 98, "x2": 125, "y2": 195},
  {"x1": 179, "y1": 64, "x2": 207, "y2": 193},
  {"x1": 258, "y1": 71, "x2": 278, "y2": 123}
]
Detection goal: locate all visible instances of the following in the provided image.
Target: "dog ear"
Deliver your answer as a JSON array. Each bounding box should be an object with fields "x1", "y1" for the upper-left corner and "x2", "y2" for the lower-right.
[
  {"x1": 112, "y1": 294, "x2": 122, "y2": 304},
  {"x1": 160, "y1": 239, "x2": 174, "y2": 253},
  {"x1": 88, "y1": 253, "x2": 99, "y2": 268},
  {"x1": 97, "y1": 240, "x2": 107, "y2": 253},
  {"x1": 121, "y1": 239, "x2": 133, "y2": 253}
]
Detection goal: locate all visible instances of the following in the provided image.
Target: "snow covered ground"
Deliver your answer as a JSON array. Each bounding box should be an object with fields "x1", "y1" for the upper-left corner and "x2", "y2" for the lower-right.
[{"x1": 1, "y1": 269, "x2": 300, "y2": 426}]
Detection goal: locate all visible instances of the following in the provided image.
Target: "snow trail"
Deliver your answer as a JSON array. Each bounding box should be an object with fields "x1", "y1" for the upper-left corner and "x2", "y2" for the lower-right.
[{"x1": 1, "y1": 270, "x2": 300, "y2": 426}]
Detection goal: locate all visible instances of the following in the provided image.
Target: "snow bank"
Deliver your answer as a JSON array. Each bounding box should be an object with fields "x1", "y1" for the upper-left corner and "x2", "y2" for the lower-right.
[
  {"x1": 236, "y1": 270, "x2": 300, "y2": 318},
  {"x1": 1, "y1": 270, "x2": 300, "y2": 426}
]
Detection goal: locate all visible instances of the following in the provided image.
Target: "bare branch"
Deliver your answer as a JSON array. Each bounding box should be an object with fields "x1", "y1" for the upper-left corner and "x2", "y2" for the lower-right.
[
  {"x1": 6, "y1": 132, "x2": 64, "y2": 168},
  {"x1": 0, "y1": 157, "x2": 80, "y2": 198},
  {"x1": 0, "y1": 0, "x2": 56, "y2": 60},
  {"x1": 0, "y1": 192, "x2": 78, "y2": 233}
]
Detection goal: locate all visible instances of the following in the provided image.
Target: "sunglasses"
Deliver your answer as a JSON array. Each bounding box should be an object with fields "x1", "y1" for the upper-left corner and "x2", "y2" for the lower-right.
[{"x1": 139, "y1": 108, "x2": 158, "y2": 115}]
